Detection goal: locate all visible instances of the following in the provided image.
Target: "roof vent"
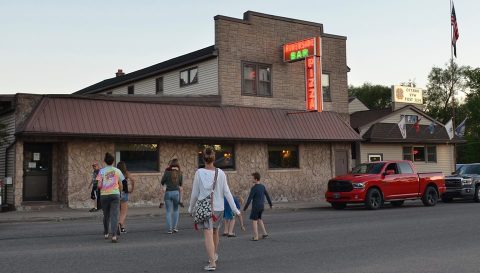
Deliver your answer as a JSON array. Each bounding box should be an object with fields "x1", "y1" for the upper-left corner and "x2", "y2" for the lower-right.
[{"x1": 115, "y1": 69, "x2": 125, "y2": 77}]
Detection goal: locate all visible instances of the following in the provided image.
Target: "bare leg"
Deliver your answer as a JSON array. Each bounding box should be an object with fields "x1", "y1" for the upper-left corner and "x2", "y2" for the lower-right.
[
  {"x1": 119, "y1": 201, "x2": 128, "y2": 228},
  {"x1": 258, "y1": 219, "x2": 267, "y2": 236},
  {"x1": 228, "y1": 218, "x2": 236, "y2": 235},
  {"x1": 223, "y1": 220, "x2": 229, "y2": 235},
  {"x1": 204, "y1": 229, "x2": 216, "y2": 267},
  {"x1": 213, "y1": 228, "x2": 220, "y2": 255},
  {"x1": 252, "y1": 220, "x2": 259, "y2": 240}
]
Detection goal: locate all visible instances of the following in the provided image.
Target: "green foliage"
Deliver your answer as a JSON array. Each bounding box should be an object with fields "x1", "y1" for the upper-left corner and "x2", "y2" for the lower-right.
[
  {"x1": 424, "y1": 60, "x2": 468, "y2": 124},
  {"x1": 348, "y1": 83, "x2": 391, "y2": 110}
]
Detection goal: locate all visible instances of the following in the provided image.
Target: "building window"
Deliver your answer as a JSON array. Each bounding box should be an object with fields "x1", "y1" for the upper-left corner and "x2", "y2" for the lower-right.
[
  {"x1": 197, "y1": 144, "x2": 235, "y2": 170},
  {"x1": 322, "y1": 73, "x2": 331, "y2": 102},
  {"x1": 242, "y1": 62, "x2": 272, "y2": 97},
  {"x1": 115, "y1": 144, "x2": 159, "y2": 172},
  {"x1": 401, "y1": 115, "x2": 418, "y2": 124},
  {"x1": 156, "y1": 77, "x2": 164, "y2": 94},
  {"x1": 427, "y1": 146, "x2": 437, "y2": 162},
  {"x1": 180, "y1": 67, "x2": 198, "y2": 87},
  {"x1": 403, "y1": 146, "x2": 437, "y2": 163},
  {"x1": 268, "y1": 145, "x2": 299, "y2": 169},
  {"x1": 368, "y1": 154, "x2": 383, "y2": 162},
  {"x1": 128, "y1": 85, "x2": 134, "y2": 95}
]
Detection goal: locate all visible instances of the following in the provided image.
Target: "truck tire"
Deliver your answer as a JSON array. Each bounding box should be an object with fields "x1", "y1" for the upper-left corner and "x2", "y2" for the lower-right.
[
  {"x1": 474, "y1": 185, "x2": 480, "y2": 203},
  {"x1": 422, "y1": 186, "x2": 438, "y2": 206},
  {"x1": 331, "y1": 202, "x2": 347, "y2": 210},
  {"x1": 365, "y1": 188, "x2": 383, "y2": 210},
  {"x1": 391, "y1": 200, "x2": 404, "y2": 207}
]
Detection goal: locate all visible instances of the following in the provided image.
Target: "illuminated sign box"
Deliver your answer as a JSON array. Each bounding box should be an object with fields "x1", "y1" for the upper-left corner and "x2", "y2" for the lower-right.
[
  {"x1": 283, "y1": 37, "x2": 320, "y2": 62},
  {"x1": 392, "y1": 85, "x2": 424, "y2": 104}
]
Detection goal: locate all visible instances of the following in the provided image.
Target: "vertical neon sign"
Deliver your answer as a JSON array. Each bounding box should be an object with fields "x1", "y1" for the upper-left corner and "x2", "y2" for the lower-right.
[{"x1": 283, "y1": 37, "x2": 322, "y2": 112}]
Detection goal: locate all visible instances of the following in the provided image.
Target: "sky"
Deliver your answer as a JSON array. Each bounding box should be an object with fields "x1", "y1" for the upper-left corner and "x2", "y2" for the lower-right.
[{"x1": 0, "y1": 0, "x2": 479, "y2": 94}]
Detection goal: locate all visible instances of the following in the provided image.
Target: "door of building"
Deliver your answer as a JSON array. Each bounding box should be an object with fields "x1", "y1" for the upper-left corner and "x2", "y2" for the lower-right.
[
  {"x1": 334, "y1": 150, "x2": 348, "y2": 176},
  {"x1": 23, "y1": 143, "x2": 52, "y2": 201}
]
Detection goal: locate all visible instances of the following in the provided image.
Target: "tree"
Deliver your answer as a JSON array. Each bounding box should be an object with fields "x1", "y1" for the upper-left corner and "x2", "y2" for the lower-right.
[
  {"x1": 348, "y1": 83, "x2": 391, "y2": 110},
  {"x1": 458, "y1": 67, "x2": 480, "y2": 163},
  {"x1": 424, "y1": 60, "x2": 468, "y2": 124}
]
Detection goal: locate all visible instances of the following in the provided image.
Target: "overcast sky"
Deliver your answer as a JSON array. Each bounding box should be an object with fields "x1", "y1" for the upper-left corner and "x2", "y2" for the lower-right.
[{"x1": 0, "y1": 0, "x2": 478, "y2": 94}]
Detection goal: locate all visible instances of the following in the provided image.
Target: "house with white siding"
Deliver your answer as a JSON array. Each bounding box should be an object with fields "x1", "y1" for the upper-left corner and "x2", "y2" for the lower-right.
[{"x1": 350, "y1": 101, "x2": 461, "y2": 175}]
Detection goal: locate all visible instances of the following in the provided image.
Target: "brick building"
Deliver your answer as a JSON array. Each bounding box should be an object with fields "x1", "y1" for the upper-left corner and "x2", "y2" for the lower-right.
[{"x1": 1, "y1": 11, "x2": 360, "y2": 210}]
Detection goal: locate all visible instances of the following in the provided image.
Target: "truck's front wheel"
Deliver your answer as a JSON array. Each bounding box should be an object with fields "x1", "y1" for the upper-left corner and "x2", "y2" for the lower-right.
[
  {"x1": 422, "y1": 186, "x2": 438, "y2": 206},
  {"x1": 365, "y1": 188, "x2": 383, "y2": 210},
  {"x1": 474, "y1": 185, "x2": 480, "y2": 203}
]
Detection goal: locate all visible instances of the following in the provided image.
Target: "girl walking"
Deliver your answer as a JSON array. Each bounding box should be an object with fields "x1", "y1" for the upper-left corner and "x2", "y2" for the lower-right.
[
  {"x1": 188, "y1": 147, "x2": 240, "y2": 271},
  {"x1": 117, "y1": 161, "x2": 135, "y2": 234},
  {"x1": 161, "y1": 158, "x2": 183, "y2": 234}
]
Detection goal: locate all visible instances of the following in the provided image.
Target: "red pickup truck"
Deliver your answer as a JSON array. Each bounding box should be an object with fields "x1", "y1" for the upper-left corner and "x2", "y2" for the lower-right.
[{"x1": 325, "y1": 160, "x2": 446, "y2": 210}]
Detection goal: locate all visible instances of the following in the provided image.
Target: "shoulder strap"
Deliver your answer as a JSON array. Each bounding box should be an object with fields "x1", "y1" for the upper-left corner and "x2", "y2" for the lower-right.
[{"x1": 210, "y1": 168, "x2": 219, "y2": 213}]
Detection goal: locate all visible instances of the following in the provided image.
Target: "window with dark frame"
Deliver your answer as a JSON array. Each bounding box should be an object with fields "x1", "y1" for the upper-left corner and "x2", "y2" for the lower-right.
[
  {"x1": 242, "y1": 62, "x2": 272, "y2": 97},
  {"x1": 402, "y1": 146, "x2": 437, "y2": 163},
  {"x1": 197, "y1": 144, "x2": 235, "y2": 170},
  {"x1": 180, "y1": 67, "x2": 198, "y2": 87},
  {"x1": 155, "y1": 77, "x2": 164, "y2": 94},
  {"x1": 268, "y1": 145, "x2": 299, "y2": 169},
  {"x1": 322, "y1": 73, "x2": 331, "y2": 102},
  {"x1": 127, "y1": 85, "x2": 134, "y2": 95},
  {"x1": 115, "y1": 144, "x2": 159, "y2": 172}
]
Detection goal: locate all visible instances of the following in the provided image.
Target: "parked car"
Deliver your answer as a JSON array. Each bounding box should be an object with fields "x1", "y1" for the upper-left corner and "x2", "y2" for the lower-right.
[
  {"x1": 325, "y1": 160, "x2": 446, "y2": 210},
  {"x1": 442, "y1": 163, "x2": 480, "y2": 202}
]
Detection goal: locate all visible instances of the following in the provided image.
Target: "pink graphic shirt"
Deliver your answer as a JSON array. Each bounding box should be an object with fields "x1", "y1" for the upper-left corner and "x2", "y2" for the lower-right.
[{"x1": 96, "y1": 166, "x2": 124, "y2": 196}]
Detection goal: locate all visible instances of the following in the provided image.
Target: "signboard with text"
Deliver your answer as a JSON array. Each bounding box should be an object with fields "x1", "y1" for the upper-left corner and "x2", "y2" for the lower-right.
[
  {"x1": 283, "y1": 37, "x2": 320, "y2": 63},
  {"x1": 392, "y1": 85, "x2": 424, "y2": 104}
]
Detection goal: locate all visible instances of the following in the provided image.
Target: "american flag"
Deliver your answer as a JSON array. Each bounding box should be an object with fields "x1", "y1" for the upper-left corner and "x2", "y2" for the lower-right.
[{"x1": 451, "y1": 3, "x2": 459, "y2": 57}]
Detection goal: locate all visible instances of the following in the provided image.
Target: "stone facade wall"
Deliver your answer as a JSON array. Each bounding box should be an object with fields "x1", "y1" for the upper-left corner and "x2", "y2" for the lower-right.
[
  {"x1": 13, "y1": 141, "x2": 23, "y2": 208},
  {"x1": 65, "y1": 140, "x2": 345, "y2": 208},
  {"x1": 53, "y1": 142, "x2": 69, "y2": 203},
  {"x1": 215, "y1": 12, "x2": 348, "y2": 115}
]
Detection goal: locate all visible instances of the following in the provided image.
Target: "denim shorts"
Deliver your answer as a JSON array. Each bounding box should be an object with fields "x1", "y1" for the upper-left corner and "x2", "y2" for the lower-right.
[{"x1": 120, "y1": 192, "x2": 129, "y2": 202}]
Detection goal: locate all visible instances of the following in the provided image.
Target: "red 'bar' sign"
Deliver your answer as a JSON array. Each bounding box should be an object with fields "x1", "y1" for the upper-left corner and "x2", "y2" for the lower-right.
[{"x1": 283, "y1": 37, "x2": 318, "y2": 62}]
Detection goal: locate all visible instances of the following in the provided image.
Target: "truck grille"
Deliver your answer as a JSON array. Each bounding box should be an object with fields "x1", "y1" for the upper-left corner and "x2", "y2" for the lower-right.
[
  {"x1": 328, "y1": 180, "x2": 353, "y2": 192},
  {"x1": 445, "y1": 178, "x2": 462, "y2": 189}
]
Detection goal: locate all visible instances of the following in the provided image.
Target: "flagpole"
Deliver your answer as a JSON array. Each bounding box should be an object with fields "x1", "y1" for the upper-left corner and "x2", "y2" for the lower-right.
[{"x1": 450, "y1": 0, "x2": 457, "y2": 171}]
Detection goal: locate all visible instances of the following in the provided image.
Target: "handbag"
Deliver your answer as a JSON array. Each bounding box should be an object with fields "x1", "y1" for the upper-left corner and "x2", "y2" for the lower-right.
[{"x1": 193, "y1": 168, "x2": 218, "y2": 228}]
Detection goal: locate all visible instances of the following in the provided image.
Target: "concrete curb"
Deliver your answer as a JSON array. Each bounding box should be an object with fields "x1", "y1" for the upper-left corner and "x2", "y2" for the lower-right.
[{"x1": 0, "y1": 202, "x2": 329, "y2": 224}]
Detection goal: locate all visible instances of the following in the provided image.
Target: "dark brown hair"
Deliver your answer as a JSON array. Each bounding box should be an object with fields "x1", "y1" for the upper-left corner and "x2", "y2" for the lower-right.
[
  {"x1": 169, "y1": 158, "x2": 181, "y2": 183},
  {"x1": 104, "y1": 152, "x2": 115, "y2": 165},
  {"x1": 116, "y1": 161, "x2": 129, "y2": 178},
  {"x1": 252, "y1": 172, "x2": 261, "y2": 181},
  {"x1": 203, "y1": 147, "x2": 215, "y2": 164}
]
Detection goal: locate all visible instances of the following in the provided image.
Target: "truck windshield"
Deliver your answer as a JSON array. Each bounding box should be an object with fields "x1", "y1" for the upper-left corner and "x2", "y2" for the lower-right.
[
  {"x1": 457, "y1": 164, "x2": 480, "y2": 175},
  {"x1": 351, "y1": 163, "x2": 385, "y2": 174}
]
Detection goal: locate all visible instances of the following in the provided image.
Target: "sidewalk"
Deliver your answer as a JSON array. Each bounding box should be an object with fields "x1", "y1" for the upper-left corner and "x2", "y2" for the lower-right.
[{"x1": 0, "y1": 201, "x2": 328, "y2": 224}]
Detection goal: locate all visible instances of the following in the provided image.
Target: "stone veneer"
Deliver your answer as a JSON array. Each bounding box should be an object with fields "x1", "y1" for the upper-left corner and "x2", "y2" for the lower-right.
[{"x1": 64, "y1": 140, "x2": 350, "y2": 209}]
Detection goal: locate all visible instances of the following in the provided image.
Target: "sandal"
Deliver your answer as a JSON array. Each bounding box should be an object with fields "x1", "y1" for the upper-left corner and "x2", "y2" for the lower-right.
[
  {"x1": 227, "y1": 233, "x2": 236, "y2": 237},
  {"x1": 222, "y1": 233, "x2": 228, "y2": 237},
  {"x1": 250, "y1": 237, "x2": 258, "y2": 241},
  {"x1": 120, "y1": 227, "x2": 127, "y2": 233},
  {"x1": 262, "y1": 234, "x2": 269, "y2": 239}
]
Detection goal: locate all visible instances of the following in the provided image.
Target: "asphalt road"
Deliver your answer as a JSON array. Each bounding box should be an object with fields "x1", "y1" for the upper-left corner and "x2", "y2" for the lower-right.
[{"x1": 1, "y1": 200, "x2": 480, "y2": 273}]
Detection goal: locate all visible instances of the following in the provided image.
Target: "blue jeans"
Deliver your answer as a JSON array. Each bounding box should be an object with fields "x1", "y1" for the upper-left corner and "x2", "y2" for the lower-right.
[{"x1": 164, "y1": 190, "x2": 180, "y2": 231}]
